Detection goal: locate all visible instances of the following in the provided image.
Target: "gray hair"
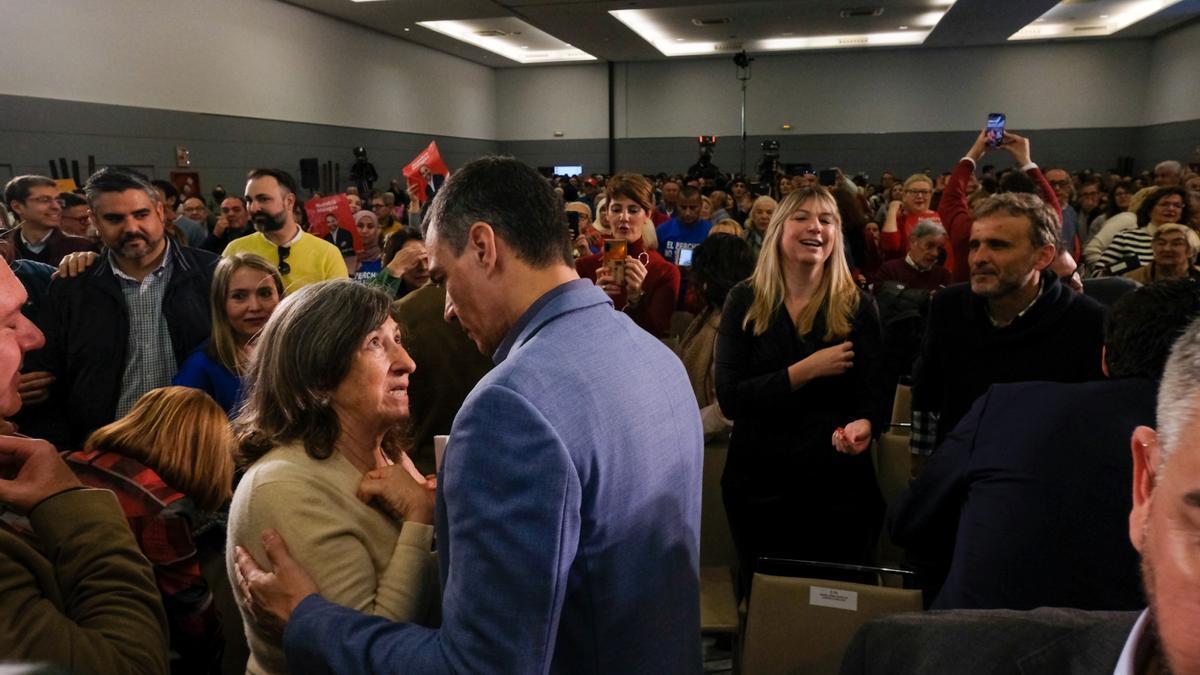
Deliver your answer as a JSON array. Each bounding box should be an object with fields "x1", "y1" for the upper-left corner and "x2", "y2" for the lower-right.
[
  {"x1": 1155, "y1": 317, "x2": 1200, "y2": 474},
  {"x1": 973, "y1": 191, "x2": 1061, "y2": 251},
  {"x1": 83, "y1": 167, "x2": 160, "y2": 210},
  {"x1": 1155, "y1": 160, "x2": 1183, "y2": 176},
  {"x1": 910, "y1": 219, "x2": 946, "y2": 241},
  {"x1": 234, "y1": 280, "x2": 403, "y2": 466}
]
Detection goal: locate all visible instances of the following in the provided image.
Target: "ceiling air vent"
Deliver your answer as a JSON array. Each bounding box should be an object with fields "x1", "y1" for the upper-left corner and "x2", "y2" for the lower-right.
[
  {"x1": 839, "y1": 7, "x2": 884, "y2": 18},
  {"x1": 1073, "y1": 25, "x2": 1107, "y2": 31},
  {"x1": 692, "y1": 17, "x2": 733, "y2": 26},
  {"x1": 474, "y1": 29, "x2": 510, "y2": 37},
  {"x1": 836, "y1": 36, "x2": 870, "y2": 45},
  {"x1": 713, "y1": 41, "x2": 743, "y2": 51}
]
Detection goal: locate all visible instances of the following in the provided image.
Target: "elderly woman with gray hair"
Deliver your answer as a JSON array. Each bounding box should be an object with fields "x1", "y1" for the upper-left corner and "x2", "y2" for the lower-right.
[
  {"x1": 1123, "y1": 223, "x2": 1200, "y2": 284},
  {"x1": 870, "y1": 218, "x2": 952, "y2": 290},
  {"x1": 226, "y1": 280, "x2": 438, "y2": 675}
]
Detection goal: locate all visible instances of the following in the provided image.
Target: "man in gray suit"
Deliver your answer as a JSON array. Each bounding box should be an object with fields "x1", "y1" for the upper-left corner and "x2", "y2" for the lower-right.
[{"x1": 843, "y1": 317, "x2": 1200, "y2": 675}]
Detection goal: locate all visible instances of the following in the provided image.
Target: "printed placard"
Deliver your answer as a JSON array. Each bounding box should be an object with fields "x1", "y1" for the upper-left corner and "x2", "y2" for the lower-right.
[{"x1": 809, "y1": 586, "x2": 858, "y2": 611}]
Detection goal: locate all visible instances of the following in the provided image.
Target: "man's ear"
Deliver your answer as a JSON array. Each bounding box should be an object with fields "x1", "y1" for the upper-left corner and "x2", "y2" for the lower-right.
[
  {"x1": 1032, "y1": 243, "x2": 1058, "y2": 272},
  {"x1": 1129, "y1": 425, "x2": 1161, "y2": 554},
  {"x1": 1101, "y1": 345, "x2": 1110, "y2": 378},
  {"x1": 467, "y1": 221, "x2": 498, "y2": 271}
]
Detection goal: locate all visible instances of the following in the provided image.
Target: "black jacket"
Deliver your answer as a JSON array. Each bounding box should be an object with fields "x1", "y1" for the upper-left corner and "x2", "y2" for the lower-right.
[
  {"x1": 911, "y1": 272, "x2": 1106, "y2": 448},
  {"x1": 24, "y1": 245, "x2": 216, "y2": 448},
  {"x1": 891, "y1": 378, "x2": 1153, "y2": 612}
]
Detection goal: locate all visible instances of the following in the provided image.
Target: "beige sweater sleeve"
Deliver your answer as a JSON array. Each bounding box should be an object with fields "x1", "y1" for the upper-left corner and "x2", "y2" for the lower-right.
[{"x1": 240, "y1": 478, "x2": 435, "y2": 621}]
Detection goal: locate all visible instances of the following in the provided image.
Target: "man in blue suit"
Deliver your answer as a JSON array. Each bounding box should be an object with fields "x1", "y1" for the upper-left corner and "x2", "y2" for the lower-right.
[{"x1": 234, "y1": 156, "x2": 704, "y2": 674}]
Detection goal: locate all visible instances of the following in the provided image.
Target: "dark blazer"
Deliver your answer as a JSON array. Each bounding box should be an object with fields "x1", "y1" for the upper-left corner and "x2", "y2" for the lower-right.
[
  {"x1": 841, "y1": 607, "x2": 1139, "y2": 675},
  {"x1": 25, "y1": 245, "x2": 217, "y2": 448},
  {"x1": 890, "y1": 378, "x2": 1153, "y2": 611},
  {"x1": 2, "y1": 226, "x2": 95, "y2": 267},
  {"x1": 391, "y1": 285, "x2": 492, "y2": 475}
]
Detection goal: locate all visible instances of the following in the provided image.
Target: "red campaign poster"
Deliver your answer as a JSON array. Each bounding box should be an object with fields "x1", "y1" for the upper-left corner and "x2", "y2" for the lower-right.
[
  {"x1": 304, "y1": 194, "x2": 362, "y2": 253},
  {"x1": 402, "y1": 141, "x2": 451, "y2": 206}
]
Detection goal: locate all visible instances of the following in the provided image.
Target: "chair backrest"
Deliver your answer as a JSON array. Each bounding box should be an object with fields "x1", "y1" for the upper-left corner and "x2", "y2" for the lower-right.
[
  {"x1": 699, "y1": 437, "x2": 736, "y2": 568},
  {"x1": 741, "y1": 572, "x2": 922, "y2": 675}
]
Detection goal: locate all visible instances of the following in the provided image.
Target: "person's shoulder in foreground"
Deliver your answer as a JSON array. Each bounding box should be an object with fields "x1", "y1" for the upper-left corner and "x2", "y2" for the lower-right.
[{"x1": 840, "y1": 607, "x2": 1139, "y2": 675}]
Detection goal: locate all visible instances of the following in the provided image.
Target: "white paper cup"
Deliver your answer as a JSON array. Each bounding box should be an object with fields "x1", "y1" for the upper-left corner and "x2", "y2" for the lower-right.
[{"x1": 434, "y1": 435, "x2": 449, "y2": 472}]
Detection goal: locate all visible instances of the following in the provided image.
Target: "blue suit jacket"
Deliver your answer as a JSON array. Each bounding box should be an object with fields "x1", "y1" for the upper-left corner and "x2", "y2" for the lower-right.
[{"x1": 284, "y1": 279, "x2": 704, "y2": 674}]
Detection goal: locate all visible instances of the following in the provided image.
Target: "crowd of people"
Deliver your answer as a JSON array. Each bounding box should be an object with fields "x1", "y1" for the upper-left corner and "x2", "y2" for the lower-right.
[{"x1": 1, "y1": 125, "x2": 1200, "y2": 674}]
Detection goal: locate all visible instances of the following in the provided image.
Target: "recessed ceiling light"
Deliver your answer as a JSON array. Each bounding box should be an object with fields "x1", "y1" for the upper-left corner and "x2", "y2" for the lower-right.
[
  {"x1": 1012, "y1": 0, "x2": 1185, "y2": 40},
  {"x1": 418, "y1": 19, "x2": 596, "y2": 63},
  {"x1": 899, "y1": 25, "x2": 909, "y2": 30},
  {"x1": 403, "y1": 27, "x2": 410, "y2": 32}
]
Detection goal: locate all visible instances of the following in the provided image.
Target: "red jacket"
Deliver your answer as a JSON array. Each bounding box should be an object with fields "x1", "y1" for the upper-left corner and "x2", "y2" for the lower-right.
[
  {"x1": 939, "y1": 160, "x2": 1062, "y2": 283},
  {"x1": 576, "y1": 238, "x2": 680, "y2": 338}
]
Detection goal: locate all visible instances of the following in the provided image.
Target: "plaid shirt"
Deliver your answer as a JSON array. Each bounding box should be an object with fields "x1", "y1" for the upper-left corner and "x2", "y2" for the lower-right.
[
  {"x1": 66, "y1": 449, "x2": 222, "y2": 673},
  {"x1": 111, "y1": 244, "x2": 177, "y2": 418}
]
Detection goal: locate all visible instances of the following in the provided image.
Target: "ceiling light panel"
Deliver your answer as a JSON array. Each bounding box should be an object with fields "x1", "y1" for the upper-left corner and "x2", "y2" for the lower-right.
[
  {"x1": 610, "y1": 2, "x2": 956, "y2": 57},
  {"x1": 417, "y1": 17, "x2": 596, "y2": 63},
  {"x1": 1010, "y1": 0, "x2": 1186, "y2": 40}
]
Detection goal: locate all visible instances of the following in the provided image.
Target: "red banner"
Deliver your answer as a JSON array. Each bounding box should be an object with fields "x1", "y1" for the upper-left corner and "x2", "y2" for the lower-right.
[
  {"x1": 304, "y1": 194, "x2": 361, "y2": 252},
  {"x1": 402, "y1": 141, "x2": 450, "y2": 206}
]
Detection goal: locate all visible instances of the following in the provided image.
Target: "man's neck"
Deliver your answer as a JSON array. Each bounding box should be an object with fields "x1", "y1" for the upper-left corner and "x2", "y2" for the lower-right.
[
  {"x1": 263, "y1": 220, "x2": 300, "y2": 246},
  {"x1": 987, "y1": 274, "x2": 1042, "y2": 327},
  {"x1": 506, "y1": 264, "x2": 581, "y2": 326},
  {"x1": 19, "y1": 221, "x2": 51, "y2": 245},
  {"x1": 1154, "y1": 262, "x2": 1189, "y2": 280},
  {"x1": 112, "y1": 241, "x2": 168, "y2": 282}
]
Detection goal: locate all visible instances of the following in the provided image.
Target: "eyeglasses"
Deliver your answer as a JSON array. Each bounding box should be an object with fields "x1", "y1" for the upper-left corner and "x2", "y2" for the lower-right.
[
  {"x1": 1047, "y1": 180, "x2": 1072, "y2": 188},
  {"x1": 904, "y1": 189, "x2": 932, "y2": 196},
  {"x1": 277, "y1": 246, "x2": 291, "y2": 276},
  {"x1": 1157, "y1": 200, "x2": 1186, "y2": 210},
  {"x1": 25, "y1": 195, "x2": 62, "y2": 206}
]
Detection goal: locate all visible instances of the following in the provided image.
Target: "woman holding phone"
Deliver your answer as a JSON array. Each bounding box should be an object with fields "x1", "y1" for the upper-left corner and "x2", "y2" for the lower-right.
[
  {"x1": 716, "y1": 186, "x2": 887, "y2": 597},
  {"x1": 575, "y1": 173, "x2": 679, "y2": 338}
]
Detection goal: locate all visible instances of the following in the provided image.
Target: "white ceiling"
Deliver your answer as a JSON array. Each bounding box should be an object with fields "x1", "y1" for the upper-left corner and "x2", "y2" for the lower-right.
[{"x1": 283, "y1": 0, "x2": 1200, "y2": 66}]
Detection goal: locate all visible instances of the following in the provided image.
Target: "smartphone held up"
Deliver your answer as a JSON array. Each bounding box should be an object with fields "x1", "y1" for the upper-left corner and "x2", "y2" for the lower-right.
[{"x1": 986, "y1": 113, "x2": 1006, "y2": 148}]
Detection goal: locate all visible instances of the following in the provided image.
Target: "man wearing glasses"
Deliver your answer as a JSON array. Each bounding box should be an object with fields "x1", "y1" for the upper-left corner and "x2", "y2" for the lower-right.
[
  {"x1": 222, "y1": 168, "x2": 347, "y2": 292},
  {"x1": 57, "y1": 192, "x2": 96, "y2": 241},
  {"x1": 1, "y1": 176, "x2": 94, "y2": 267}
]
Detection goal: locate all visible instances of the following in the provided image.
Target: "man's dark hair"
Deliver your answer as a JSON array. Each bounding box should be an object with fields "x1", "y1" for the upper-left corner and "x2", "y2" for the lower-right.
[
  {"x1": 1105, "y1": 279, "x2": 1200, "y2": 381},
  {"x1": 246, "y1": 168, "x2": 298, "y2": 196},
  {"x1": 679, "y1": 186, "x2": 702, "y2": 201},
  {"x1": 997, "y1": 170, "x2": 1037, "y2": 195},
  {"x1": 423, "y1": 156, "x2": 572, "y2": 268},
  {"x1": 1136, "y1": 186, "x2": 1190, "y2": 228},
  {"x1": 150, "y1": 179, "x2": 179, "y2": 205},
  {"x1": 58, "y1": 191, "x2": 87, "y2": 208},
  {"x1": 83, "y1": 167, "x2": 159, "y2": 210},
  {"x1": 691, "y1": 233, "x2": 755, "y2": 310},
  {"x1": 4, "y1": 175, "x2": 57, "y2": 209}
]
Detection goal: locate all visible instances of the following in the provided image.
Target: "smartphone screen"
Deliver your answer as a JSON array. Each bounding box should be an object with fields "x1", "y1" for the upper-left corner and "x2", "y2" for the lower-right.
[
  {"x1": 677, "y1": 247, "x2": 694, "y2": 267},
  {"x1": 986, "y1": 113, "x2": 1006, "y2": 148},
  {"x1": 566, "y1": 211, "x2": 580, "y2": 238},
  {"x1": 604, "y1": 239, "x2": 628, "y2": 261},
  {"x1": 818, "y1": 169, "x2": 838, "y2": 187}
]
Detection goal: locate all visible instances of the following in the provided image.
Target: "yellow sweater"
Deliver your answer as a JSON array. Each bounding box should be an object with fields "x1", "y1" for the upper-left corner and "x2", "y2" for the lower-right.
[
  {"x1": 226, "y1": 444, "x2": 438, "y2": 675},
  {"x1": 222, "y1": 231, "x2": 348, "y2": 292}
]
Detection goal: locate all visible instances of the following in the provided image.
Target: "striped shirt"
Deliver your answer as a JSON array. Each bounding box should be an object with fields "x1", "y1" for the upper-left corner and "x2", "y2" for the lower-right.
[
  {"x1": 111, "y1": 244, "x2": 176, "y2": 417},
  {"x1": 1097, "y1": 226, "x2": 1154, "y2": 277}
]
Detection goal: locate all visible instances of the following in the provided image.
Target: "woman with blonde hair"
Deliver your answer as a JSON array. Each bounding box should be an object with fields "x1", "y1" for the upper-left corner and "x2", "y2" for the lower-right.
[
  {"x1": 66, "y1": 386, "x2": 236, "y2": 674},
  {"x1": 715, "y1": 186, "x2": 886, "y2": 596},
  {"x1": 174, "y1": 253, "x2": 283, "y2": 415},
  {"x1": 575, "y1": 173, "x2": 680, "y2": 338},
  {"x1": 881, "y1": 173, "x2": 943, "y2": 266}
]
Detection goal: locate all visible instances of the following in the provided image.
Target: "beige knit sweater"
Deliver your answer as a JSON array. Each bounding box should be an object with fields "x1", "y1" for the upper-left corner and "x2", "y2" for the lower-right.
[{"x1": 226, "y1": 443, "x2": 438, "y2": 674}]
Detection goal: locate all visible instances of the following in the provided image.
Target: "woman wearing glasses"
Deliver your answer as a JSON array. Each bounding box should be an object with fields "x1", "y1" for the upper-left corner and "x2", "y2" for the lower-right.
[
  {"x1": 575, "y1": 173, "x2": 680, "y2": 338},
  {"x1": 880, "y1": 173, "x2": 945, "y2": 268}
]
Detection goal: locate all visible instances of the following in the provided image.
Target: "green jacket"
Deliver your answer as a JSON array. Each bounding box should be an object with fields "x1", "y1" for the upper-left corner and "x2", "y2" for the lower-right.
[{"x1": 0, "y1": 488, "x2": 169, "y2": 674}]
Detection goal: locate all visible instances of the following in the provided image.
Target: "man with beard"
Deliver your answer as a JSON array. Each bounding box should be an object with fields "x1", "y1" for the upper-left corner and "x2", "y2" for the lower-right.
[
  {"x1": 910, "y1": 192, "x2": 1105, "y2": 474},
  {"x1": 20, "y1": 167, "x2": 216, "y2": 449},
  {"x1": 222, "y1": 168, "x2": 347, "y2": 291},
  {"x1": 843, "y1": 317, "x2": 1200, "y2": 675}
]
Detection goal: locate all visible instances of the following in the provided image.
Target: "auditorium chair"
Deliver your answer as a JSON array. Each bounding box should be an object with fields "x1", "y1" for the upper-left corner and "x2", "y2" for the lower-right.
[{"x1": 741, "y1": 558, "x2": 921, "y2": 675}]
